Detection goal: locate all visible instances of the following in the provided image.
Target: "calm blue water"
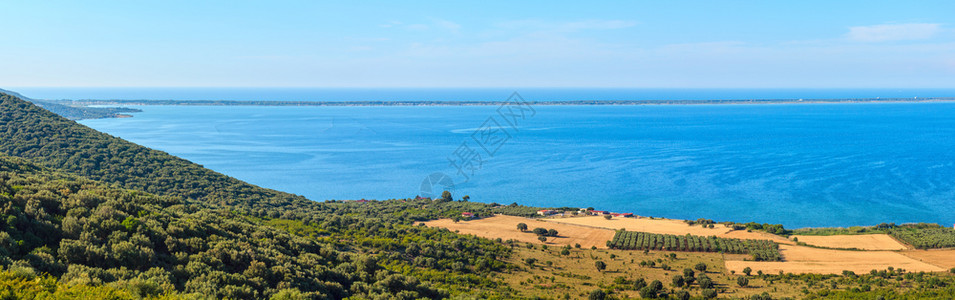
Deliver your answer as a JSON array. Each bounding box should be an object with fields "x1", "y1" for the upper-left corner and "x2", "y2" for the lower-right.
[
  {"x1": 78, "y1": 102, "x2": 955, "y2": 228},
  {"x1": 14, "y1": 87, "x2": 955, "y2": 101}
]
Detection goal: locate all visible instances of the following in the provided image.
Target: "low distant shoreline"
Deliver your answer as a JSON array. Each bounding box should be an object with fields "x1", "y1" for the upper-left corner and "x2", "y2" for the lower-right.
[{"x1": 52, "y1": 97, "x2": 955, "y2": 107}]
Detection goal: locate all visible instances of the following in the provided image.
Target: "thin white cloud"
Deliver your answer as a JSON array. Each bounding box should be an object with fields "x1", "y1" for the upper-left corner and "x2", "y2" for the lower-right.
[
  {"x1": 562, "y1": 20, "x2": 637, "y2": 31},
  {"x1": 405, "y1": 24, "x2": 429, "y2": 31},
  {"x1": 379, "y1": 21, "x2": 402, "y2": 28},
  {"x1": 433, "y1": 19, "x2": 461, "y2": 32},
  {"x1": 846, "y1": 23, "x2": 941, "y2": 42},
  {"x1": 496, "y1": 19, "x2": 637, "y2": 32}
]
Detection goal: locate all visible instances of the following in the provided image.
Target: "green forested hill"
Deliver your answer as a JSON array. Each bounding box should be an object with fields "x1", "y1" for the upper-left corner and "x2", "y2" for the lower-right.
[
  {"x1": 0, "y1": 92, "x2": 310, "y2": 215},
  {"x1": 0, "y1": 91, "x2": 529, "y2": 298}
]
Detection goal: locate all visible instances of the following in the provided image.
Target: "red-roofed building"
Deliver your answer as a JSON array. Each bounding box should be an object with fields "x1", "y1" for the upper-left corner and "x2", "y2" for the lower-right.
[{"x1": 461, "y1": 212, "x2": 474, "y2": 218}]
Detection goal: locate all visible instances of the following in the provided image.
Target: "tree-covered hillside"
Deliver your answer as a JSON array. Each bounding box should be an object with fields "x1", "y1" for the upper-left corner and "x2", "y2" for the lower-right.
[
  {"x1": 0, "y1": 92, "x2": 310, "y2": 215},
  {"x1": 0, "y1": 91, "x2": 530, "y2": 298},
  {"x1": 2, "y1": 154, "x2": 517, "y2": 298}
]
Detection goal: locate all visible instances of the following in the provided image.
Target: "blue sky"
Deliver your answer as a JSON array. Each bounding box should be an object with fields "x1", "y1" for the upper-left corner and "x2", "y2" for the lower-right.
[{"x1": 1, "y1": 1, "x2": 953, "y2": 88}]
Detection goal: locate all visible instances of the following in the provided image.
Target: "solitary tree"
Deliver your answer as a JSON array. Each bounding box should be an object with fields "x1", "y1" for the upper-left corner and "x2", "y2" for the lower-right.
[
  {"x1": 604, "y1": 215, "x2": 612, "y2": 220},
  {"x1": 517, "y1": 223, "x2": 528, "y2": 232},
  {"x1": 737, "y1": 276, "x2": 749, "y2": 287},
  {"x1": 743, "y1": 267, "x2": 752, "y2": 276},
  {"x1": 595, "y1": 261, "x2": 607, "y2": 272},
  {"x1": 440, "y1": 190, "x2": 453, "y2": 202},
  {"x1": 547, "y1": 228, "x2": 559, "y2": 237},
  {"x1": 538, "y1": 235, "x2": 548, "y2": 243},
  {"x1": 461, "y1": 195, "x2": 470, "y2": 202},
  {"x1": 695, "y1": 262, "x2": 708, "y2": 272}
]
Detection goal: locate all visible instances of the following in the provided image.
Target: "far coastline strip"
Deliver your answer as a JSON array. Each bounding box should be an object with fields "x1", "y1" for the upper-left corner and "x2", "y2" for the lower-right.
[{"x1": 53, "y1": 97, "x2": 955, "y2": 107}]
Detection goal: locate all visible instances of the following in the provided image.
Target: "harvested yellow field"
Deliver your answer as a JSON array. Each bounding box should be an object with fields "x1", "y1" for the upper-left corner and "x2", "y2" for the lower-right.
[
  {"x1": 724, "y1": 244, "x2": 945, "y2": 275},
  {"x1": 792, "y1": 234, "x2": 909, "y2": 250},
  {"x1": 422, "y1": 215, "x2": 616, "y2": 249},
  {"x1": 899, "y1": 249, "x2": 955, "y2": 269},
  {"x1": 542, "y1": 215, "x2": 731, "y2": 236},
  {"x1": 543, "y1": 215, "x2": 794, "y2": 244}
]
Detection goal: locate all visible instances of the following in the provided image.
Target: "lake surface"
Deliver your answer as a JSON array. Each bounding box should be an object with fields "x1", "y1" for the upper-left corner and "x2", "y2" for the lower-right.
[{"x1": 80, "y1": 102, "x2": 955, "y2": 228}]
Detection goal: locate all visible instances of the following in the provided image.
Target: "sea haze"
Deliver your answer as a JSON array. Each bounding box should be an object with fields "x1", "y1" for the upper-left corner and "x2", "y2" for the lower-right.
[
  {"x1": 78, "y1": 101, "x2": 955, "y2": 228},
  {"x1": 14, "y1": 87, "x2": 955, "y2": 101}
]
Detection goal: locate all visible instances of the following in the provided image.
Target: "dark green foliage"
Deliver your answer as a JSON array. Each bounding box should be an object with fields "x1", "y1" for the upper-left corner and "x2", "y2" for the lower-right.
[
  {"x1": 794, "y1": 223, "x2": 955, "y2": 249},
  {"x1": 594, "y1": 261, "x2": 606, "y2": 272},
  {"x1": 749, "y1": 292, "x2": 773, "y2": 300},
  {"x1": 683, "y1": 268, "x2": 695, "y2": 278},
  {"x1": 0, "y1": 156, "x2": 490, "y2": 298},
  {"x1": 609, "y1": 231, "x2": 782, "y2": 261},
  {"x1": 649, "y1": 280, "x2": 662, "y2": 292},
  {"x1": 588, "y1": 289, "x2": 607, "y2": 300},
  {"x1": 633, "y1": 277, "x2": 646, "y2": 290},
  {"x1": 0, "y1": 93, "x2": 308, "y2": 215},
  {"x1": 638, "y1": 280, "x2": 663, "y2": 299},
  {"x1": 737, "y1": 276, "x2": 750, "y2": 287},
  {"x1": 0, "y1": 93, "x2": 519, "y2": 298},
  {"x1": 888, "y1": 225, "x2": 955, "y2": 249},
  {"x1": 698, "y1": 275, "x2": 714, "y2": 289},
  {"x1": 695, "y1": 262, "x2": 708, "y2": 272},
  {"x1": 440, "y1": 190, "x2": 453, "y2": 202},
  {"x1": 702, "y1": 288, "x2": 718, "y2": 298},
  {"x1": 671, "y1": 275, "x2": 684, "y2": 287},
  {"x1": 739, "y1": 222, "x2": 788, "y2": 235},
  {"x1": 674, "y1": 290, "x2": 690, "y2": 300}
]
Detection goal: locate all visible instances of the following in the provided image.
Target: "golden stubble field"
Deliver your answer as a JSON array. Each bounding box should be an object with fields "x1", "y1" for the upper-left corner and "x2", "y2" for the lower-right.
[
  {"x1": 724, "y1": 244, "x2": 945, "y2": 275},
  {"x1": 791, "y1": 234, "x2": 909, "y2": 250},
  {"x1": 422, "y1": 215, "x2": 616, "y2": 249},
  {"x1": 899, "y1": 249, "x2": 955, "y2": 269},
  {"x1": 425, "y1": 215, "x2": 953, "y2": 276}
]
